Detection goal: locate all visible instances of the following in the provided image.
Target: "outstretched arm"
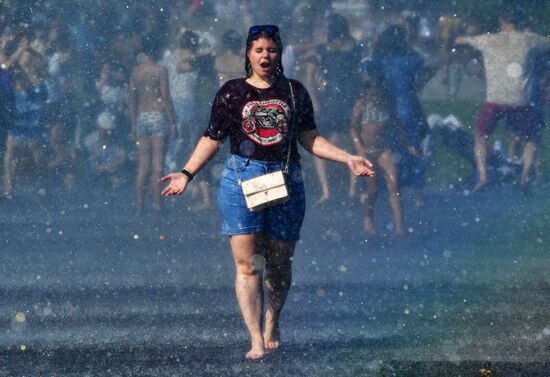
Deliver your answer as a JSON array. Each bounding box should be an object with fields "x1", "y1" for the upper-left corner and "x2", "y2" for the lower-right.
[
  {"x1": 298, "y1": 129, "x2": 375, "y2": 177},
  {"x1": 161, "y1": 136, "x2": 222, "y2": 196},
  {"x1": 455, "y1": 36, "x2": 472, "y2": 46}
]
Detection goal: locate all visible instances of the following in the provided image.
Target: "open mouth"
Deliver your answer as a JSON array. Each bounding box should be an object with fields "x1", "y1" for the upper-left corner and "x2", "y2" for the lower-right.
[{"x1": 260, "y1": 62, "x2": 271, "y2": 69}]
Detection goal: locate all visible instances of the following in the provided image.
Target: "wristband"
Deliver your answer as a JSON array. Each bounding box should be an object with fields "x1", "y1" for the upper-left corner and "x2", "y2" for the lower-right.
[{"x1": 180, "y1": 169, "x2": 194, "y2": 181}]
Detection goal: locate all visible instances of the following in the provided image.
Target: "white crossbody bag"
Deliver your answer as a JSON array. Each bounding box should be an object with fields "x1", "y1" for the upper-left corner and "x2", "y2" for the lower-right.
[{"x1": 233, "y1": 81, "x2": 297, "y2": 211}]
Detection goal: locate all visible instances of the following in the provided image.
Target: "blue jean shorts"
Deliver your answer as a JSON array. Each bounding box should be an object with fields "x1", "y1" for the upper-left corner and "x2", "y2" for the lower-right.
[{"x1": 218, "y1": 154, "x2": 306, "y2": 242}]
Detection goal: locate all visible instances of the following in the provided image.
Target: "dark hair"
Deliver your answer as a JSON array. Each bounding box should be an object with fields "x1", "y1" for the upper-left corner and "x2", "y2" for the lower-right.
[
  {"x1": 222, "y1": 29, "x2": 242, "y2": 54},
  {"x1": 142, "y1": 34, "x2": 162, "y2": 60},
  {"x1": 327, "y1": 13, "x2": 351, "y2": 42},
  {"x1": 500, "y1": 6, "x2": 528, "y2": 30},
  {"x1": 244, "y1": 26, "x2": 284, "y2": 78},
  {"x1": 372, "y1": 24, "x2": 412, "y2": 58},
  {"x1": 179, "y1": 30, "x2": 199, "y2": 52}
]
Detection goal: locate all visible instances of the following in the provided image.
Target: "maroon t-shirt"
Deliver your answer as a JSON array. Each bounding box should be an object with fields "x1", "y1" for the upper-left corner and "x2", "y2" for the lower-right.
[{"x1": 203, "y1": 77, "x2": 317, "y2": 162}]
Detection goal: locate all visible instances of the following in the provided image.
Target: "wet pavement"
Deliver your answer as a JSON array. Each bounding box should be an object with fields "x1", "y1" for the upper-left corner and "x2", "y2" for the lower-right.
[{"x1": 1, "y1": 171, "x2": 550, "y2": 376}]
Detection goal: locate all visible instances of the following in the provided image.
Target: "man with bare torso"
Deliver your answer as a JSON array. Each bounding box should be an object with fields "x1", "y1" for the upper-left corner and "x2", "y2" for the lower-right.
[{"x1": 129, "y1": 37, "x2": 176, "y2": 212}]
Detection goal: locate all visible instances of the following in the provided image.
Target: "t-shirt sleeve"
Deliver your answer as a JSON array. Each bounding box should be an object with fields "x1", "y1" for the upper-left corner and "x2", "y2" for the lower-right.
[
  {"x1": 203, "y1": 84, "x2": 232, "y2": 140},
  {"x1": 529, "y1": 33, "x2": 550, "y2": 47},
  {"x1": 466, "y1": 34, "x2": 491, "y2": 51}
]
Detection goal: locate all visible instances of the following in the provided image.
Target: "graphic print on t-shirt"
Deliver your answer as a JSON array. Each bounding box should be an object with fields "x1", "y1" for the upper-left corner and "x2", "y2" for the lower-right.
[{"x1": 241, "y1": 99, "x2": 290, "y2": 146}]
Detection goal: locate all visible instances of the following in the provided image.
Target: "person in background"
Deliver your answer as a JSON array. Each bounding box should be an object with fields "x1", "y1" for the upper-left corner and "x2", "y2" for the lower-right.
[
  {"x1": 2, "y1": 27, "x2": 48, "y2": 197},
  {"x1": 44, "y1": 30, "x2": 77, "y2": 180},
  {"x1": 161, "y1": 24, "x2": 375, "y2": 360},
  {"x1": 83, "y1": 110, "x2": 127, "y2": 183},
  {"x1": 456, "y1": 8, "x2": 549, "y2": 191},
  {"x1": 214, "y1": 29, "x2": 243, "y2": 86},
  {"x1": 162, "y1": 29, "x2": 200, "y2": 173},
  {"x1": 128, "y1": 35, "x2": 176, "y2": 213},
  {"x1": 0, "y1": 24, "x2": 21, "y2": 165},
  {"x1": 305, "y1": 13, "x2": 362, "y2": 204},
  {"x1": 350, "y1": 76, "x2": 416, "y2": 236},
  {"x1": 190, "y1": 50, "x2": 218, "y2": 210},
  {"x1": 361, "y1": 24, "x2": 431, "y2": 208},
  {"x1": 96, "y1": 56, "x2": 128, "y2": 152}
]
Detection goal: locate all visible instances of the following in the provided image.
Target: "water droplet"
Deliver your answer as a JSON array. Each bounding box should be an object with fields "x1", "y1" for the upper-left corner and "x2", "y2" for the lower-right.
[
  {"x1": 15, "y1": 312, "x2": 26, "y2": 323},
  {"x1": 250, "y1": 254, "x2": 265, "y2": 270},
  {"x1": 506, "y1": 62, "x2": 522, "y2": 78}
]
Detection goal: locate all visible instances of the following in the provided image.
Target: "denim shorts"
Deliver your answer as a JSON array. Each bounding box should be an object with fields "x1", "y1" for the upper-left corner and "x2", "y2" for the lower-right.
[{"x1": 218, "y1": 154, "x2": 306, "y2": 242}]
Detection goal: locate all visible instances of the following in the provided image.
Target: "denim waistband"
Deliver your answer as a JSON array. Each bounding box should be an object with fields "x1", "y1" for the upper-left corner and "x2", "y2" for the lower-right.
[{"x1": 231, "y1": 154, "x2": 290, "y2": 170}]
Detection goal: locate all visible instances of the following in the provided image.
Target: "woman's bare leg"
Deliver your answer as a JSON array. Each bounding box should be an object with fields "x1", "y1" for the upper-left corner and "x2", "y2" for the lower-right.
[
  {"x1": 361, "y1": 175, "x2": 378, "y2": 235},
  {"x1": 378, "y1": 151, "x2": 405, "y2": 235},
  {"x1": 3, "y1": 136, "x2": 17, "y2": 196},
  {"x1": 150, "y1": 136, "x2": 166, "y2": 210},
  {"x1": 193, "y1": 180, "x2": 212, "y2": 210},
  {"x1": 520, "y1": 140, "x2": 537, "y2": 187},
  {"x1": 136, "y1": 138, "x2": 151, "y2": 211},
  {"x1": 313, "y1": 133, "x2": 340, "y2": 204},
  {"x1": 230, "y1": 234, "x2": 265, "y2": 359},
  {"x1": 262, "y1": 235, "x2": 295, "y2": 350},
  {"x1": 313, "y1": 157, "x2": 330, "y2": 204},
  {"x1": 48, "y1": 123, "x2": 64, "y2": 168}
]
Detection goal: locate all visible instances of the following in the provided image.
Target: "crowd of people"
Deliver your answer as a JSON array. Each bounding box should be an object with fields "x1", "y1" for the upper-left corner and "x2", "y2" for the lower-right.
[{"x1": 0, "y1": 1, "x2": 549, "y2": 226}]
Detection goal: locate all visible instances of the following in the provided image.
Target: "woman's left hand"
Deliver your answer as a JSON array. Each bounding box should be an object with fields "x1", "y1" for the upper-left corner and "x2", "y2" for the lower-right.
[{"x1": 347, "y1": 155, "x2": 376, "y2": 177}]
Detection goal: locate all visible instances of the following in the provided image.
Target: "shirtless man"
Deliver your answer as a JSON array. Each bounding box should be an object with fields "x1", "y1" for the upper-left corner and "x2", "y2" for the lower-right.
[{"x1": 129, "y1": 37, "x2": 176, "y2": 212}]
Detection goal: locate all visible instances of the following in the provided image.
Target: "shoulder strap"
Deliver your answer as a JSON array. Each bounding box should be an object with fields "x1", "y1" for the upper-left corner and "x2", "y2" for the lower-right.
[{"x1": 283, "y1": 80, "x2": 296, "y2": 174}]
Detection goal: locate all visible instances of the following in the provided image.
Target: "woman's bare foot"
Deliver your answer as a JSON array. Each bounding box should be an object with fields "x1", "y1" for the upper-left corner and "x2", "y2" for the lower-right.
[
  {"x1": 315, "y1": 192, "x2": 330, "y2": 206},
  {"x1": 395, "y1": 226, "x2": 406, "y2": 236},
  {"x1": 520, "y1": 173, "x2": 529, "y2": 188},
  {"x1": 245, "y1": 336, "x2": 265, "y2": 360},
  {"x1": 473, "y1": 178, "x2": 488, "y2": 193},
  {"x1": 3, "y1": 185, "x2": 13, "y2": 199},
  {"x1": 263, "y1": 313, "x2": 281, "y2": 351},
  {"x1": 363, "y1": 216, "x2": 376, "y2": 235}
]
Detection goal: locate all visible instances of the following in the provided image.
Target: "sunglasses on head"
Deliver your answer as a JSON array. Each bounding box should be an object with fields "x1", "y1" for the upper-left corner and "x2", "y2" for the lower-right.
[{"x1": 248, "y1": 25, "x2": 279, "y2": 36}]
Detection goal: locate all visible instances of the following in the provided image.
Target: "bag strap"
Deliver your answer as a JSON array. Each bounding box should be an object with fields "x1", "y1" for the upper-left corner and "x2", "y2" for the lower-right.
[
  {"x1": 232, "y1": 79, "x2": 297, "y2": 183},
  {"x1": 283, "y1": 80, "x2": 296, "y2": 175}
]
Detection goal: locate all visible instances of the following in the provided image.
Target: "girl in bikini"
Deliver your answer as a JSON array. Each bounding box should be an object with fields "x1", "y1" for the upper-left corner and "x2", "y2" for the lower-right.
[{"x1": 350, "y1": 77, "x2": 416, "y2": 236}]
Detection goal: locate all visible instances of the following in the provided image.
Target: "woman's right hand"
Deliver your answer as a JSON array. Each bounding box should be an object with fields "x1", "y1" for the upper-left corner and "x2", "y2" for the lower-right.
[{"x1": 161, "y1": 172, "x2": 189, "y2": 196}]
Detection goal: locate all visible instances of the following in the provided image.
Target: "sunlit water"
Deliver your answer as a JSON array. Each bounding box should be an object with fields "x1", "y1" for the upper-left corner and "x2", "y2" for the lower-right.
[{"x1": 1, "y1": 169, "x2": 549, "y2": 376}]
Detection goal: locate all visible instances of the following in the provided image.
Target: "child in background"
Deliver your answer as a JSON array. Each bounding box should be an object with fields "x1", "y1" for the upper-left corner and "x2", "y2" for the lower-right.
[
  {"x1": 83, "y1": 112, "x2": 127, "y2": 184},
  {"x1": 350, "y1": 78, "x2": 416, "y2": 236}
]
